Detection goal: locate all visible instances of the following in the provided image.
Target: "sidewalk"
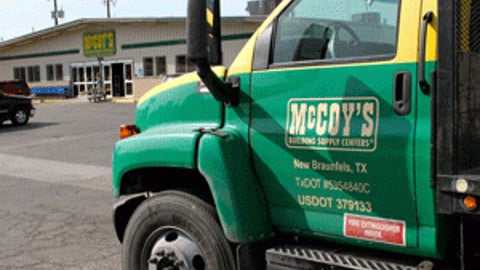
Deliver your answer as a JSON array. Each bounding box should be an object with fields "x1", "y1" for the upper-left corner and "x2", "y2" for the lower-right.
[{"x1": 32, "y1": 95, "x2": 137, "y2": 104}]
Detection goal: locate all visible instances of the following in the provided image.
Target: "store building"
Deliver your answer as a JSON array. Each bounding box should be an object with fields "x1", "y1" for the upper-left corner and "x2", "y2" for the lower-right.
[
  {"x1": 246, "y1": 0, "x2": 282, "y2": 16},
  {"x1": 0, "y1": 17, "x2": 263, "y2": 99}
]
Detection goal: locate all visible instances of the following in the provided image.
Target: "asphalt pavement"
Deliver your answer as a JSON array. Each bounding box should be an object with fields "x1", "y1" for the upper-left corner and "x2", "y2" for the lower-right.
[{"x1": 0, "y1": 99, "x2": 136, "y2": 270}]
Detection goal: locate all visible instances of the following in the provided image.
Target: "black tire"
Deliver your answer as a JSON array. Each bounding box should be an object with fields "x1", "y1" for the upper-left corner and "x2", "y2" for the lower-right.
[
  {"x1": 10, "y1": 107, "x2": 29, "y2": 126},
  {"x1": 122, "y1": 190, "x2": 236, "y2": 270}
]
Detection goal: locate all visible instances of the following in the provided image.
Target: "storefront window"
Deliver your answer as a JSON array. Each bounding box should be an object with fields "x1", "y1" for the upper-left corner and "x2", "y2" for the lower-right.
[
  {"x1": 143, "y1": 57, "x2": 154, "y2": 76},
  {"x1": 27, "y1": 66, "x2": 40, "y2": 82},
  {"x1": 47, "y1": 65, "x2": 54, "y2": 81},
  {"x1": 13, "y1": 67, "x2": 26, "y2": 81},
  {"x1": 55, "y1": 64, "x2": 63, "y2": 81},
  {"x1": 155, "y1": 56, "x2": 166, "y2": 76}
]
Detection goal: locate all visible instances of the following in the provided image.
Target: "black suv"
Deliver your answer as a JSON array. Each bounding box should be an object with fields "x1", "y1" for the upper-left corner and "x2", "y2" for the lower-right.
[{"x1": 0, "y1": 91, "x2": 35, "y2": 126}]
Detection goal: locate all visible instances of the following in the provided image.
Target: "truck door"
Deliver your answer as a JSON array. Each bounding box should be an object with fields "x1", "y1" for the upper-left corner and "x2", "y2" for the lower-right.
[{"x1": 250, "y1": 0, "x2": 421, "y2": 248}]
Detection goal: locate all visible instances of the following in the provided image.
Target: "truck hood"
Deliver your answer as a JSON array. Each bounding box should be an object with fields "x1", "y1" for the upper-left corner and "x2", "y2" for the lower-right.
[
  {"x1": 2, "y1": 94, "x2": 32, "y2": 101},
  {"x1": 135, "y1": 69, "x2": 225, "y2": 132}
]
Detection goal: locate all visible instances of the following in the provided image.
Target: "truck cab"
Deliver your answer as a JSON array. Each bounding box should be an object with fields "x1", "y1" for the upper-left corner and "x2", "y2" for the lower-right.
[
  {"x1": 112, "y1": 0, "x2": 480, "y2": 269},
  {"x1": 0, "y1": 80, "x2": 31, "y2": 96}
]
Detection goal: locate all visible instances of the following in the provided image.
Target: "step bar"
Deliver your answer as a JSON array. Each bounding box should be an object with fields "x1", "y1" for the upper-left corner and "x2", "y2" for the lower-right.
[{"x1": 266, "y1": 246, "x2": 433, "y2": 270}]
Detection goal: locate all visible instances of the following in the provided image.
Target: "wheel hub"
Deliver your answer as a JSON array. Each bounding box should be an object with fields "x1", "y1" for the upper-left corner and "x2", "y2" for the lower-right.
[
  {"x1": 148, "y1": 229, "x2": 205, "y2": 270},
  {"x1": 15, "y1": 110, "x2": 27, "y2": 123},
  {"x1": 149, "y1": 250, "x2": 182, "y2": 270}
]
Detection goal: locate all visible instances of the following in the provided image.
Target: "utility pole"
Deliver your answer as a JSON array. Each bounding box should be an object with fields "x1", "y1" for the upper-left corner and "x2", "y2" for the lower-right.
[
  {"x1": 104, "y1": 0, "x2": 116, "y2": 18},
  {"x1": 50, "y1": 0, "x2": 65, "y2": 26},
  {"x1": 106, "y1": 0, "x2": 111, "y2": 18},
  {"x1": 53, "y1": 0, "x2": 58, "y2": 25}
]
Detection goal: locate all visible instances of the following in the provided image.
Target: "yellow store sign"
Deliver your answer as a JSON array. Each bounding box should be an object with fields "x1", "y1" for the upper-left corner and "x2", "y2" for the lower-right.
[{"x1": 83, "y1": 30, "x2": 116, "y2": 58}]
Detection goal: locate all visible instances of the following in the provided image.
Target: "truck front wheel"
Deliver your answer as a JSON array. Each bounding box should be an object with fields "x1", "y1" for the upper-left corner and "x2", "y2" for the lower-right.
[{"x1": 122, "y1": 190, "x2": 236, "y2": 270}]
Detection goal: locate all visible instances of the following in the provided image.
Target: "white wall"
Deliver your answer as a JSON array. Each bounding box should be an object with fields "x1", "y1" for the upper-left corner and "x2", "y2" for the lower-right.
[{"x1": 0, "y1": 18, "x2": 261, "y2": 98}]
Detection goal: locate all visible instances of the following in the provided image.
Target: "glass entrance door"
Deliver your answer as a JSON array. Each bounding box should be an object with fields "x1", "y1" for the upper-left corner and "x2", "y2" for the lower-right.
[
  {"x1": 71, "y1": 65, "x2": 86, "y2": 96},
  {"x1": 71, "y1": 62, "x2": 99, "y2": 97},
  {"x1": 125, "y1": 63, "x2": 133, "y2": 97},
  {"x1": 108, "y1": 61, "x2": 134, "y2": 97},
  {"x1": 111, "y1": 63, "x2": 125, "y2": 97},
  {"x1": 70, "y1": 60, "x2": 134, "y2": 98}
]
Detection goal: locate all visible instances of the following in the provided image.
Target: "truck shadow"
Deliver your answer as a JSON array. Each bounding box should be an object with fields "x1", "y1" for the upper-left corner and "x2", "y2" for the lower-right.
[{"x1": 0, "y1": 122, "x2": 59, "y2": 133}]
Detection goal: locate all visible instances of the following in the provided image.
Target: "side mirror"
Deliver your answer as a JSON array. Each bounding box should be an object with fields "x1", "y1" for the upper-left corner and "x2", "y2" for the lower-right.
[
  {"x1": 187, "y1": 0, "x2": 238, "y2": 106},
  {"x1": 187, "y1": 0, "x2": 222, "y2": 65},
  {"x1": 187, "y1": 0, "x2": 208, "y2": 62}
]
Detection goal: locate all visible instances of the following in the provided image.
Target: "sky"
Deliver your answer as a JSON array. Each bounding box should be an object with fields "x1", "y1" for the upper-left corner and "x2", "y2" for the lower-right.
[{"x1": 0, "y1": 0, "x2": 249, "y2": 42}]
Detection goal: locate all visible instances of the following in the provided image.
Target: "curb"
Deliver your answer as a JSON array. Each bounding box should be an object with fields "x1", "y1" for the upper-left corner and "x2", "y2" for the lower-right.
[
  {"x1": 33, "y1": 97, "x2": 137, "y2": 104},
  {"x1": 33, "y1": 98, "x2": 79, "y2": 104},
  {"x1": 111, "y1": 98, "x2": 137, "y2": 104}
]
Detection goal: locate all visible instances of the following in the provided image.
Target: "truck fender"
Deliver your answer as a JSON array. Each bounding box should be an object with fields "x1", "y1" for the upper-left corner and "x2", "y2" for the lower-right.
[
  {"x1": 112, "y1": 125, "x2": 200, "y2": 197},
  {"x1": 197, "y1": 129, "x2": 274, "y2": 243},
  {"x1": 112, "y1": 192, "x2": 149, "y2": 242}
]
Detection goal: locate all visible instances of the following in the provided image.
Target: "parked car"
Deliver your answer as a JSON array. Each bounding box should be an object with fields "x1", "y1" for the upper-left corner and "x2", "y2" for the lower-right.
[
  {"x1": 0, "y1": 80, "x2": 31, "y2": 96},
  {"x1": 161, "y1": 73, "x2": 183, "y2": 83},
  {"x1": 0, "y1": 91, "x2": 35, "y2": 126}
]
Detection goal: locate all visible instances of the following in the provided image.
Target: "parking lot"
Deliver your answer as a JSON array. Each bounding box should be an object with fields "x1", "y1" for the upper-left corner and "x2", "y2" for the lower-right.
[{"x1": 0, "y1": 100, "x2": 136, "y2": 270}]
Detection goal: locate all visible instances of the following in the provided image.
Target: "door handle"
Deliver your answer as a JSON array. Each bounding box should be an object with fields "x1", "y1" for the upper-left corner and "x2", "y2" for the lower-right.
[
  {"x1": 394, "y1": 71, "x2": 411, "y2": 115},
  {"x1": 419, "y1": 12, "x2": 434, "y2": 95}
]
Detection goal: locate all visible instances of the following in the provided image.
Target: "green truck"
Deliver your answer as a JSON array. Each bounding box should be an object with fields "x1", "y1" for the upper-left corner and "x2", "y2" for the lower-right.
[{"x1": 112, "y1": 0, "x2": 480, "y2": 269}]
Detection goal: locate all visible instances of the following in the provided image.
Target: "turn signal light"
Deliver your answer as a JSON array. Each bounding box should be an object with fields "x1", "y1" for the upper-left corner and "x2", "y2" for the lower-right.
[
  {"x1": 463, "y1": 196, "x2": 478, "y2": 211},
  {"x1": 120, "y1": 124, "x2": 140, "y2": 139}
]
